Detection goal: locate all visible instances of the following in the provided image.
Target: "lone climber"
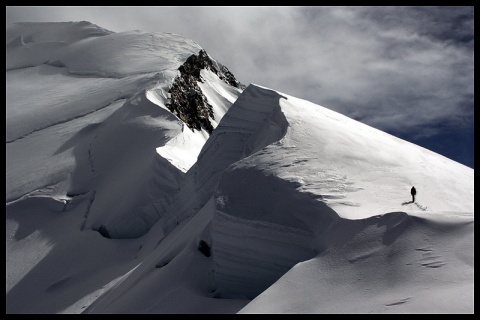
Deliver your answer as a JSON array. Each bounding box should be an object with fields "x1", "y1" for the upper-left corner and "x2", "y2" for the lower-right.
[{"x1": 411, "y1": 186, "x2": 416, "y2": 203}]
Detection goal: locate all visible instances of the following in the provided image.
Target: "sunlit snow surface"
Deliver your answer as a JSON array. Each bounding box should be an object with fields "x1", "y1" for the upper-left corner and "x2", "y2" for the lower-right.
[
  {"x1": 6, "y1": 22, "x2": 473, "y2": 314},
  {"x1": 210, "y1": 85, "x2": 473, "y2": 310}
]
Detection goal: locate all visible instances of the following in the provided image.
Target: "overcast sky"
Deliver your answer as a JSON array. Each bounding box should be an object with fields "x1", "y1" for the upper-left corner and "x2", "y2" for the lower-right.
[{"x1": 6, "y1": 6, "x2": 474, "y2": 168}]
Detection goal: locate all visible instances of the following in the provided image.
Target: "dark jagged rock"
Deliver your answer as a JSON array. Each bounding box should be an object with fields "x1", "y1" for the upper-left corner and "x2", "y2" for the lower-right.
[
  {"x1": 198, "y1": 239, "x2": 211, "y2": 257},
  {"x1": 167, "y1": 50, "x2": 244, "y2": 134}
]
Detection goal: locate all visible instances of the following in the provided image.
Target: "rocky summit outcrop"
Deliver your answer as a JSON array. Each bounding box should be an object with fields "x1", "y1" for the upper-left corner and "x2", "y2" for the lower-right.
[{"x1": 167, "y1": 49, "x2": 244, "y2": 134}]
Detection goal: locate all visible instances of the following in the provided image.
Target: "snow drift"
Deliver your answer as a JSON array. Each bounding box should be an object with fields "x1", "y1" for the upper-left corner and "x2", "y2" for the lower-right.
[
  {"x1": 6, "y1": 21, "x2": 473, "y2": 314},
  {"x1": 6, "y1": 21, "x2": 243, "y2": 239},
  {"x1": 196, "y1": 84, "x2": 473, "y2": 301}
]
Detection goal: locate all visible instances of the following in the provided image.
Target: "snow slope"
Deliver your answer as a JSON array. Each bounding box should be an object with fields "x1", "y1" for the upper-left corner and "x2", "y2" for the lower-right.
[
  {"x1": 6, "y1": 21, "x2": 245, "y2": 312},
  {"x1": 6, "y1": 21, "x2": 242, "y2": 239},
  {"x1": 6, "y1": 21, "x2": 473, "y2": 314},
  {"x1": 78, "y1": 84, "x2": 473, "y2": 314},
  {"x1": 209, "y1": 85, "x2": 473, "y2": 306}
]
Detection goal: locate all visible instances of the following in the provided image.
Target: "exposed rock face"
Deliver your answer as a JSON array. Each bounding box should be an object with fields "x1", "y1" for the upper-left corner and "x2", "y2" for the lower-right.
[{"x1": 167, "y1": 49, "x2": 244, "y2": 134}]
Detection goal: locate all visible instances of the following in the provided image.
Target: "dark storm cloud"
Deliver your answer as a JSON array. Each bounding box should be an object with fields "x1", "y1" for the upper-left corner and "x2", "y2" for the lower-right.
[{"x1": 282, "y1": 6, "x2": 474, "y2": 137}]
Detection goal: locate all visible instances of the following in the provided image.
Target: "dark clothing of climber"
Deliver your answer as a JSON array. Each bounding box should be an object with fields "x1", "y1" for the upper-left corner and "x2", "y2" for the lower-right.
[{"x1": 411, "y1": 186, "x2": 416, "y2": 203}]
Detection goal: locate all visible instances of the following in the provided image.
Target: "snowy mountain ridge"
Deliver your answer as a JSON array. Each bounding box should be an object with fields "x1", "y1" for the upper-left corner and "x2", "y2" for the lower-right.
[{"x1": 6, "y1": 21, "x2": 473, "y2": 314}]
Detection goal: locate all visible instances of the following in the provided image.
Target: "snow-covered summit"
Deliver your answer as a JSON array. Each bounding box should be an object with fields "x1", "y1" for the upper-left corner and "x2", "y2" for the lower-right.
[
  {"x1": 6, "y1": 21, "x2": 243, "y2": 239},
  {"x1": 208, "y1": 84, "x2": 473, "y2": 299},
  {"x1": 6, "y1": 21, "x2": 473, "y2": 314}
]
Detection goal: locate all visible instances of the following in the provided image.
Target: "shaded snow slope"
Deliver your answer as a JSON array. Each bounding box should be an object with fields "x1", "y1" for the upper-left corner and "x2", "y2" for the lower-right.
[
  {"x1": 239, "y1": 213, "x2": 473, "y2": 313},
  {"x1": 6, "y1": 21, "x2": 245, "y2": 313},
  {"x1": 6, "y1": 21, "x2": 242, "y2": 213},
  {"x1": 82, "y1": 198, "x2": 248, "y2": 314},
  {"x1": 6, "y1": 21, "x2": 200, "y2": 204},
  {"x1": 6, "y1": 64, "x2": 160, "y2": 142},
  {"x1": 68, "y1": 92, "x2": 186, "y2": 239},
  {"x1": 6, "y1": 193, "x2": 145, "y2": 313}
]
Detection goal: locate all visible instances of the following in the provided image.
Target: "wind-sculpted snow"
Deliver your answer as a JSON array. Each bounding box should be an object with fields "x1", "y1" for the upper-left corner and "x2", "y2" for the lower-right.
[
  {"x1": 7, "y1": 21, "x2": 113, "y2": 47},
  {"x1": 6, "y1": 21, "x2": 113, "y2": 70},
  {"x1": 7, "y1": 21, "x2": 201, "y2": 77},
  {"x1": 212, "y1": 168, "x2": 339, "y2": 299},
  {"x1": 48, "y1": 31, "x2": 201, "y2": 77},
  {"x1": 142, "y1": 84, "x2": 289, "y2": 242},
  {"x1": 6, "y1": 21, "x2": 242, "y2": 216},
  {"x1": 6, "y1": 22, "x2": 204, "y2": 143},
  {"x1": 6, "y1": 65, "x2": 165, "y2": 142},
  {"x1": 6, "y1": 21, "x2": 473, "y2": 314},
  {"x1": 88, "y1": 52, "x2": 244, "y2": 238},
  {"x1": 212, "y1": 210, "x2": 316, "y2": 299},
  {"x1": 72, "y1": 91, "x2": 187, "y2": 239},
  {"x1": 208, "y1": 85, "x2": 474, "y2": 299},
  {"x1": 6, "y1": 100, "x2": 124, "y2": 203},
  {"x1": 6, "y1": 22, "x2": 200, "y2": 203},
  {"x1": 239, "y1": 212, "x2": 473, "y2": 313}
]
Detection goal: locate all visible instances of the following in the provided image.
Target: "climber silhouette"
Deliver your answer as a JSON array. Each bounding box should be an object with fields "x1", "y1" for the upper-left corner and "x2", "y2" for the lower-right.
[{"x1": 411, "y1": 186, "x2": 416, "y2": 203}]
